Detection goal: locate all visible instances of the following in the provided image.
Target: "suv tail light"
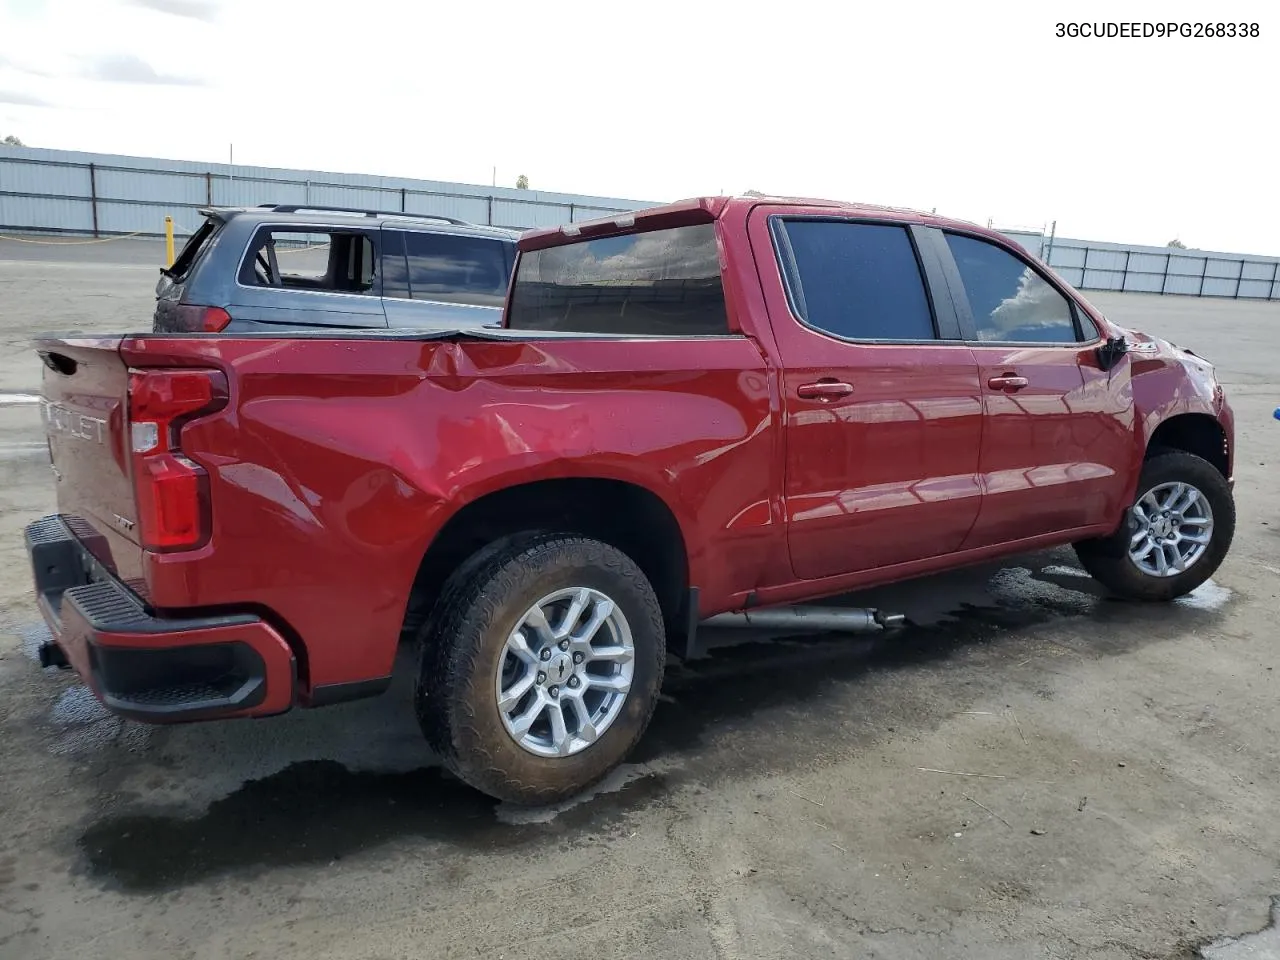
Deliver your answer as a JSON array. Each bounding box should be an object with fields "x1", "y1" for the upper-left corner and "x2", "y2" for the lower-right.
[
  {"x1": 127, "y1": 368, "x2": 228, "y2": 551},
  {"x1": 174, "y1": 304, "x2": 232, "y2": 332}
]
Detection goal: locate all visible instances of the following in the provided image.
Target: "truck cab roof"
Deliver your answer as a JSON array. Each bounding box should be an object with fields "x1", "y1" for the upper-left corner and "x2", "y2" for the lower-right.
[{"x1": 518, "y1": 194, "x2": 1006, "y2": 252}]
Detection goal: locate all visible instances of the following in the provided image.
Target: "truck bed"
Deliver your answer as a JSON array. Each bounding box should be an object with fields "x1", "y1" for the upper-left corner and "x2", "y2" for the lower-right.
[{"x1": 34, "y1": 328, "x2": 774, "y2": 698}]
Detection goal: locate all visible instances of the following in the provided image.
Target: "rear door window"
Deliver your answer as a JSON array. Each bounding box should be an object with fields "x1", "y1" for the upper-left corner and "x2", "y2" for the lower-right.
[
  {"x1": 508, "y1": 223, "x2": 729, "y2": 335},
  {"x1": 772, "y1": 219, "x2": 937, "y2": 341},
  {"x1": 238, "y1": 228, "x2": 376, "y2": 294},
  {"x1": 393, "y1": 231, "x2": 514, "y2": 307}
]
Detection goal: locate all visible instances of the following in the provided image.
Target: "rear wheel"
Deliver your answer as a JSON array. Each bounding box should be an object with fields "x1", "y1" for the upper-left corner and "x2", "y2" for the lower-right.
[
  {"x1": 1074, "y1": 450, "x2": 1234, "y2": 601},
  {"x1": 415, "y1": 535, "x2": 665, "y2": 804}
]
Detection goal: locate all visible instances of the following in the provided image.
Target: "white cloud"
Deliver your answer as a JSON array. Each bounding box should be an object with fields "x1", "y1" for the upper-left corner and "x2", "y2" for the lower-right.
[
  {"x1": 534, "y1": 225, "x2": 720, "y2": 283},
  {"x1": 123, "y1": 0, "x2": 219, "y2": 20},
  {"x1": 986, "y1": 269, "x2": 1073, "y2": 337},
  {"x1": 0, "y1": 89, "x2": 52, "y2": 106},
  {"x1": 82, "y1": 53, "x2": 203, "y2": 86}
]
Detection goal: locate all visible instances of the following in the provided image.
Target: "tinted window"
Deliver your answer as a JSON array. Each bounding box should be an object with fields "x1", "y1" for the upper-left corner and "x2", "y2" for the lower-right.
[
  {"x1": 239, "y1": 228, "x2": 375, "y2": 294},
  {"x1": 945, "y1": 233, "x2": 1080, "y2": 343},
  {"x1": 1076, "y1": 305, "x2": 1099, "y2": 340},
  {"x1": 775, "y1": 220, "x2": 935, "y2": 340},
  {"x1": 381, "y1": 229, "x2": 410, "y2": 299},
  {"x1": 508, "y1": 223, "x2": 728, "y2": 335},
  {"x1": 402, "y1": 232, "x2": 512, "y2": 307}
]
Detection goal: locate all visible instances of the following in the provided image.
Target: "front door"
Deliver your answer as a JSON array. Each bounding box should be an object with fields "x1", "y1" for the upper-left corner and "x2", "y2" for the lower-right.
[
  {"x1": 750, "y1": 211, "x2": 984, "y2": 580},
  {"x1": 936, "y1": 230, "x2": 1129, "y2": 549}
]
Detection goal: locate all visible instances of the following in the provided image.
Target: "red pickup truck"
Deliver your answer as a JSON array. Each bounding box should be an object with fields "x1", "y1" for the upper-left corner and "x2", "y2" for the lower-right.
[{"x1": 26, "y1": 195, "x2": 1235, "y2": 803}]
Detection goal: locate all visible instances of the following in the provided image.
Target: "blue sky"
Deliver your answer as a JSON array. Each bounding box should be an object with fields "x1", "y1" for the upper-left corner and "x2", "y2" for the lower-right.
[{"x1": 1, "y1": 0, "x2": 1277, "y2": 254}]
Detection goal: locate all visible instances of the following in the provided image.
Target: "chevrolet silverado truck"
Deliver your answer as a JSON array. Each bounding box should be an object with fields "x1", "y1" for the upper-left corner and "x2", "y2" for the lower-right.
[{"x1": 26, "y1": 195, "x2": 1236, "y2": 804}]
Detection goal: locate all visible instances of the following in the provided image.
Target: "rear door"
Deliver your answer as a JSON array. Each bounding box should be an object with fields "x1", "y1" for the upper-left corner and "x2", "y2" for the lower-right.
[
  {"x1": 749, "y1": 210, "x2": 984, "y2": 580},
  {"x1": 228, "y1": 224, "x2": 389, "y2": 328},
  {"x1": 381, "y1": 228, "x2": 513, "y2": 329},
  {"x1": 931, "y1": 230, "x2": 1124, "y2": 548}
]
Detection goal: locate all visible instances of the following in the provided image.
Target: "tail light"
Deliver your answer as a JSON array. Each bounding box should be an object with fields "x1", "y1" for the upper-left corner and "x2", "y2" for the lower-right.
[
  {"x1": 174, "y1": 304, "x2": 232, "y2": 332},
  {"x1": 127, "y1": 368, "x2": 228, "y2": 551}
]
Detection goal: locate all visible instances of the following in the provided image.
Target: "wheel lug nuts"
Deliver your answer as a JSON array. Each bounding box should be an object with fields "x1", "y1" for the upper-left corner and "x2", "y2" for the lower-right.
[
  {"x1": 572, "y1": 652, "x2": 584, "y2": 664},
  {"x1": 536, "y1": 672, "x2": 546, "y2": 684},
  {"x1": 540, "y1": 648, "x2": 551, "y2": 661},
  {"x1": 559, "y1": 640, "x2": 570, "y2": 651},
  {"x1": 568, "y1": 676, "x2": 580, "y2": 689},
  {"x1": 549, "y1": 686, "x2": 559, "y2": 698}
]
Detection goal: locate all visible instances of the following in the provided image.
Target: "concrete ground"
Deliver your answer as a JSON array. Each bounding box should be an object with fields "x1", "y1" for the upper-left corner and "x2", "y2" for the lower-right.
[{"x1": 1, "y1": 237, "x2": 1279, "y2": 959}]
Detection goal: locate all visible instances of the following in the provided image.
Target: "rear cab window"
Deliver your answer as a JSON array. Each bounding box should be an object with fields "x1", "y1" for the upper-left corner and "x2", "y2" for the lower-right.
[
  {"x1": 507, "y1": 223, "x2": 729, "y2": 335},
  {"x1": 238, "y1": 227, "x2": 376, "y2": 294}
]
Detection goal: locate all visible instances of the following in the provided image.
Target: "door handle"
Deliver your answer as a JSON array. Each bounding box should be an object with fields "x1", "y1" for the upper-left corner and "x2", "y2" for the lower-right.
[
  {"x1": 797, "y1": 380, "x2": 854, "y2": 400},
  {"x1": 987, "y1": 374, "x2": 1029, "y2": 391}
]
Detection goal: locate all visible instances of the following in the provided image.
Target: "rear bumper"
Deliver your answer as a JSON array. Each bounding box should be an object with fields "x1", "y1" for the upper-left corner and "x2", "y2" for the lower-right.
[{"x1": 24, "y1": 515, "x2": 295, "y2": 723}]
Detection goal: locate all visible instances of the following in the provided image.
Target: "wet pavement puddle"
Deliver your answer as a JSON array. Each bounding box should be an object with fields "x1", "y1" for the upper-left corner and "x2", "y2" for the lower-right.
[{"x1": 4, "y1": 552, "x2": 1237, "y2": 894}]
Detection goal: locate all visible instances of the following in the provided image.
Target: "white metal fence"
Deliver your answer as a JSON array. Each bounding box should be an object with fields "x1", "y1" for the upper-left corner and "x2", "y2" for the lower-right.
[
  {"x1": 1002, "y1": 230, "x2": 1280, "y2": 301},
  {"x1": 0, "y1": 146, "x2": 649, "y2": 238},
  {"x1": 2, "y1": 146, "x2": 1277, "y2": 301}
]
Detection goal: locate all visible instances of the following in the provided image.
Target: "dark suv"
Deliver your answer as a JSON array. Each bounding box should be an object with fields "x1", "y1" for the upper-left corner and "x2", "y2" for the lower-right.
[{"x1": 154, "y1": 204, "x2": 520, "y2": 333}]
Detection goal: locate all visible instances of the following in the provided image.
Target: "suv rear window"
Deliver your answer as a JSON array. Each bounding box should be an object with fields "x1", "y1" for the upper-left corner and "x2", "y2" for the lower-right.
[
  {"x1": 164, "y1": 216, "x2": 221, "y2": 281},
  {"x1": 507, "y1": 223, "x2": 728, "y2": 335},
  {"x1": 239, "y1": 228, "x2": 375, "y2": 294}
]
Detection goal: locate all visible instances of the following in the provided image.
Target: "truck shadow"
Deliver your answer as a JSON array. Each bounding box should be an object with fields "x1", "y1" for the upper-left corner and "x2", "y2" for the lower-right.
[{"x1": 71, "y1": 547, "x2": 1235, "y2": 893}]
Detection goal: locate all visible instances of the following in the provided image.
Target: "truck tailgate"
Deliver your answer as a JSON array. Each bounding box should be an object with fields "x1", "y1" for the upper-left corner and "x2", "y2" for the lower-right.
[{"x1": 36, "y1": 337, "x2": 144, "y2": 586}]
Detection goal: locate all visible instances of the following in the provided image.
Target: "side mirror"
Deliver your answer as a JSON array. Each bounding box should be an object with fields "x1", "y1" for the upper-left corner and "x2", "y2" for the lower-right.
[{"x1": 1096, "y1": 335, "x2": 1128, "y2": 371}]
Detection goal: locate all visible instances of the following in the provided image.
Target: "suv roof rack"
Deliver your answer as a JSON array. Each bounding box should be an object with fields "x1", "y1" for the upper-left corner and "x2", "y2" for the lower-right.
[{"x1": 257, "y1": 204, "x2": 473, "y2": 226}]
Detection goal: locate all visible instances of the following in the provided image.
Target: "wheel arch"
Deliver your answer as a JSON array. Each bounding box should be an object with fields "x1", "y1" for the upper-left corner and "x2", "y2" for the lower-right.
[
  {"x1": 1145, "y1": 412, "x2": 1229, "y2": 477},
  {"x1": 402, "y1": 474, "x2": 692, "y2": 649}
]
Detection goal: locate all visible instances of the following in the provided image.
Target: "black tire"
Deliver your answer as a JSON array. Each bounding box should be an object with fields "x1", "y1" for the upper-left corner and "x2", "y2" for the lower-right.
[
  {"x1": 414, "y1": 535, "x2": 666, "y2": 804},
  {"x1": 1074, "y1": 450, "x2": 1234, "y2": 601}
]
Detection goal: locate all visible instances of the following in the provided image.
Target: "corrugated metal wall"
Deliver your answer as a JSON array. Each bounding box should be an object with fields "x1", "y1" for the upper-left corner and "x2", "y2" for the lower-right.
[
  {"x1": 2, "y1": 146, "x2": 1277, "y2": 301},
  {"x1": 1002, "y1": 230, "x2": 1280, "y2": 301},
  {"x1": 0, "y1": 146, "x2": 651, "y2": 237}
]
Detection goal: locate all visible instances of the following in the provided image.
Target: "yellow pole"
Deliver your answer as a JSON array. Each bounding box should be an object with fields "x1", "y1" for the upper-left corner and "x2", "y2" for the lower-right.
[{"x1": 164, "y1": 216, "x2": 175, "y2": 267}]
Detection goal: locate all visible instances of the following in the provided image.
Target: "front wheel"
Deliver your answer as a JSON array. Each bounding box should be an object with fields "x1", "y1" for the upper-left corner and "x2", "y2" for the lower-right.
[
  {"x1": 415, "y1": 535, "x2": 666, "y2": 804},
  {"x1": 1074, "y1": 450, "x2": 1234, "y2": 601}
]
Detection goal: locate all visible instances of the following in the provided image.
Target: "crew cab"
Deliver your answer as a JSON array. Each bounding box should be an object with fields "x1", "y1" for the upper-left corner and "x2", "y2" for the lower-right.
[
  {"x1": 154, "y1": 204, "x2": 519, "y2": 333},
  {"x1": 26, "y1": 195, "x2": 1235, "y2": 804}
]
